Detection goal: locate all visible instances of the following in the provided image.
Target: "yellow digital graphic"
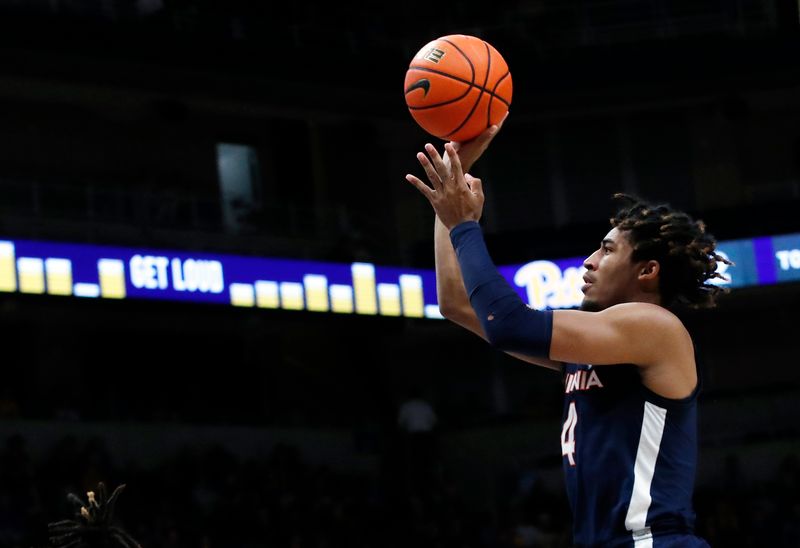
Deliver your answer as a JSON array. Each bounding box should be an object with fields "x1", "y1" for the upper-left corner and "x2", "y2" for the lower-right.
[
  {"x1": 377, "y1": 283, "x2": 401, "y2": 316},
  {"x1": 399, "y1": 274, "x2": 424, "y2": 317},
  {"x1": 0, "y1": 241, "x2": 17, "y2": 292},
  {"x1": 45, "y1": 258, "x2": 73, "y2": 296},
  {"x1": 303, "y1": 274, "x2": 329, "y2": 312},
  {"x1": 98, "y1": 259, "x2": 126, "y2": 299},
  {"x1": 17, "y1": 257, "x2": 45, "y2": 294},
  {"x1": 279, "y1": 282, "x2": 304, "y2": 310},
  {"x1": 352, "y1": 262, "x2": 378, "y2": 315},
  {"x1": 230, "y1": 283, "x2": 255, "y2": 307},
  {"x1": 255, "y1": 281, "x2": 280, "y2": 308},
  {"x1": 330, "y1": 284, "x2": 354, "y2": 314}
]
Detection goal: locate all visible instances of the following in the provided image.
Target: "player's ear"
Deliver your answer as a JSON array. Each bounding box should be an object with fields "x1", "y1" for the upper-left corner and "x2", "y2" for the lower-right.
[{"x1": 638, "y1": 260, "x2": 660, "y2": 280}]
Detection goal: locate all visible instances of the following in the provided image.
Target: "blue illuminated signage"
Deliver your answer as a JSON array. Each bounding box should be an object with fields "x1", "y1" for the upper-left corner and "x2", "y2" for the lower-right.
[
  {"x1": 771, "y1": 234, "x2": 800, "y2": 283},
  {"x1": 0, "y1": 231, "x2": 797, "y2": 319}
]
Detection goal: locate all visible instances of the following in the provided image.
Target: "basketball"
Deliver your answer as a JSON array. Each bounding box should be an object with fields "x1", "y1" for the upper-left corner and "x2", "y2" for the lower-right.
[{"x1": 404, "y1": 34, "x2": 512, "y2": 142}]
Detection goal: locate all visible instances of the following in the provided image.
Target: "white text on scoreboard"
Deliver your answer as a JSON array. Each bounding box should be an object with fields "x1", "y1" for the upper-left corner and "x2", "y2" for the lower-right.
[
  {"x1": 775, "y1": 249, "x2": 800, "y2": 271},
  {"x1": 129, "y1": 255, "x2": 224, "y2": 293}
]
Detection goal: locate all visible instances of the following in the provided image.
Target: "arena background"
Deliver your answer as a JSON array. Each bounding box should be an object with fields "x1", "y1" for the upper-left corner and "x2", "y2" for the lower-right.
[{"x1": 0, "y1": 1, "x2": 798, "y2": 547}]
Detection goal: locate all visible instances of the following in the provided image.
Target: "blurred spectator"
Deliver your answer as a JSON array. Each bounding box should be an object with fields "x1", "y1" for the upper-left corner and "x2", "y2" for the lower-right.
[
  {"x1": 397, "y1": 385, "x2": 439, "y2": 498},
  {"x1": 397, "y1": 386, "x2": 438, "y2": 435}
]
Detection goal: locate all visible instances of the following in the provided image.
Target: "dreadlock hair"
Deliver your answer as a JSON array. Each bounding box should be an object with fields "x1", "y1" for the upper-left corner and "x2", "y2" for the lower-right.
[
  {"x1": 47, "y1": 482, "x2": 141, "y2": 548},
  {"x1": 610, "y1": 193, "x2": 732, "y2": 310}
]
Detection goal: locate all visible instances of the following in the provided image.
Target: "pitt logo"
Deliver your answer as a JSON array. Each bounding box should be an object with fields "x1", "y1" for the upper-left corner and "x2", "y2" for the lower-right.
[
  {"x1": 423, "y1": 47, "x2": 446, "y2": 63},
  {"x1": 564, "y1": 369, "x2": 604, "y2": 394}
]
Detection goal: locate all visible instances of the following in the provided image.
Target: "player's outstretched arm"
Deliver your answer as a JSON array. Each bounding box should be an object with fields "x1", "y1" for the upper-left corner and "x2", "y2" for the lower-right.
[
  {"x1": 448, "y1": 219, "x2": 696, "y2": 396},
  {"x1": 408, "y1": 143, "x2": 697, "y2": 389},
  {"x1": 434, "y1": 213, "x2": 477, "y2": 327},
  {"x1": 426, "y1": 122, "x2": 504, "y2": 331},
  {"x1": 412, "y1": 130, "x2": 562, "y2": 372},
  {"x1": 434, "y1": 214, "x2": 562, "y2": 371}
]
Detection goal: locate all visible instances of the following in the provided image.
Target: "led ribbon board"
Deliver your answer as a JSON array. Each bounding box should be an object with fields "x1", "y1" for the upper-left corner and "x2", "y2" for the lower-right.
[{"x1": 1, "y1": 233, "x2": 798, "y2": 318}]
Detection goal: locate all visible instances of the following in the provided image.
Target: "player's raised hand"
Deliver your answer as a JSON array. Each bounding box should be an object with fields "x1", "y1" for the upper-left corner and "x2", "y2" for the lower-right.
[
  {"x1": 449, "y1": 111, "x2": 508, "y2": 174},
  {"x1": 406, "y1": 142, "x2": 484, "y2": 230}
]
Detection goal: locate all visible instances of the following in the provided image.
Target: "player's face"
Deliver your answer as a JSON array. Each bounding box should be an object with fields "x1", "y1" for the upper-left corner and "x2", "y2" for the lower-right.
[{"x1": 580, "y1": 228, "x2": 641, "y2": 312}]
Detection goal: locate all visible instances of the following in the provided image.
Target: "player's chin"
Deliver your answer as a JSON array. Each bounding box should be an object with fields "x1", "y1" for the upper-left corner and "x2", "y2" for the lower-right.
[{"x1": 580, "y1": 298, "x2": 603, "y2": 312}]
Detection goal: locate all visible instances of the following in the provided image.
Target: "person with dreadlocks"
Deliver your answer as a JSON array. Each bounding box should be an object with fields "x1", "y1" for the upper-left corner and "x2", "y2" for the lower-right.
[
  {"x1": 404, "y1": 119, "x2": 727, "y2": 548},
  {"x1": 47, "y1": 482, "x2": 141, "y2": 548}
]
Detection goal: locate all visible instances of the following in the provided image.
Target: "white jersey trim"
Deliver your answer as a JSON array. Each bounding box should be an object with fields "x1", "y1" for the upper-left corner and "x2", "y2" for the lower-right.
[{"x1": 625, "y1": 401, "x2": 668, "y2": 546}]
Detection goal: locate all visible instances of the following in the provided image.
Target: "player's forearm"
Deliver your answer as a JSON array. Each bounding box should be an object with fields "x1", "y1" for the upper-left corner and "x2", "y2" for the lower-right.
[
  {"x1": 450, "y1": 221, "x2": 552, "y2": 359},
  {"x1": 441, "y1": 219, "x2": 562, "y2": 371},
  {"x1": 434, "y1": 215, "x2": 485, "y2": 335}
]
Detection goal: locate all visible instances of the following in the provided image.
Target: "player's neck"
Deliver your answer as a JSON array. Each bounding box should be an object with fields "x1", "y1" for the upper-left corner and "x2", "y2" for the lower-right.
[{"x1": 626, "y1": 289, "x2": 662, "y2": 307}]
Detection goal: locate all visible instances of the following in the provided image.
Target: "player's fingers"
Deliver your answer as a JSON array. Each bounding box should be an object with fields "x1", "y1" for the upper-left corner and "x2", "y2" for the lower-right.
[
  {"x1": 444, "y1": 143, "x2": 466, "y2": 186},
  {"x1": 424, "y1": 143, "x2": 450, "y2": 182},
  {"x1": 473, "y1": 124, "x2": 499, "y2": 150},
  {"x1": 497, "y1": 110, "x2": 509, "y2": 129},
  {"x1": 415, "y1": 152, "x2": 444, "y2": 192},
  {"x1": 465, "y1": 174, "x2": 483, "y2": 199},
  {"x1": 405, "y1": 173, "x2": 436, "y2": 201},
  {"x1": 474, "y1": 111, "x2": 508, "y2": 148}
]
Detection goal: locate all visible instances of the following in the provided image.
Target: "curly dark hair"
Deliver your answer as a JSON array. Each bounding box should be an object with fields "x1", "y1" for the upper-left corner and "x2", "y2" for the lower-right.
[
  {"x1": 47, "y1": 482, "x2": 141, "y2": 548},
  {"x1": 610, "y1": 193, "x2": 731, "y2": 309}
]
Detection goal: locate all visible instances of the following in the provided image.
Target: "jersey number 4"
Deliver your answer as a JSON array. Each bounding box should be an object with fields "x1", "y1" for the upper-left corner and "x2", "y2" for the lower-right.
[{"x1": 561, "y1": 401, "x2": 578, "y2": 466}]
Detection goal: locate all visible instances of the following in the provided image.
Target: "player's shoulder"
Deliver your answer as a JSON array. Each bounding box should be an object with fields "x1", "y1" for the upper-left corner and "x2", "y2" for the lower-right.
[
  {"x1": 603, "y1": 302, "x2": 690, "y2": 337},
  {"x1": 604, "y1": 303, "x2": 695, "y2": 376}
]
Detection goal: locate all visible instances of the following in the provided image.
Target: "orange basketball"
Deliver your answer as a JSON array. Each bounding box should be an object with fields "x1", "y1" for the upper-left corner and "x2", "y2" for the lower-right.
[{"x1": 404, "y1": 34, "x2": 512, "y2": 142}]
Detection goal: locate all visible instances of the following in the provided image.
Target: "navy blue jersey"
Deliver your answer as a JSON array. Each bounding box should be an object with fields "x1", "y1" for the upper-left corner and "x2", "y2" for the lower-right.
[{"x1": 561, "y1": 363, "x2": 708, "y2": 548}]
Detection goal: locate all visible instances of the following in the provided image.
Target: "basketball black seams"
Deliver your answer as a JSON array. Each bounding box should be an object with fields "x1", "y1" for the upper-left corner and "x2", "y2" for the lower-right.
[
  {"x1": 405, "y1": 66, "x2": 512, "y2": 110},
  {"x1": 405, "y1": 78, "x2": 431, "y2": 97}
]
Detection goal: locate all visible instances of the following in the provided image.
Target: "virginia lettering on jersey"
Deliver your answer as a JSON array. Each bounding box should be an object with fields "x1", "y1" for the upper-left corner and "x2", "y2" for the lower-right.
[{"x1": 564, "y1": 366, "x2": 604, "y2": 394}]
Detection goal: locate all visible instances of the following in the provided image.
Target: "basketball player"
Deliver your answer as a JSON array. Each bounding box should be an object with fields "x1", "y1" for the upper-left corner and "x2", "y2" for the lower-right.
[{"x1": 405, "y1": 122, "x2": 727, "y2": 547}]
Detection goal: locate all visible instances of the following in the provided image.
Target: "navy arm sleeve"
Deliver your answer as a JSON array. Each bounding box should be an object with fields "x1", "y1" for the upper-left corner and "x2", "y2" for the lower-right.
[{"x1": 449, "y1": 221, "x2": 553, "y2": 359}]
